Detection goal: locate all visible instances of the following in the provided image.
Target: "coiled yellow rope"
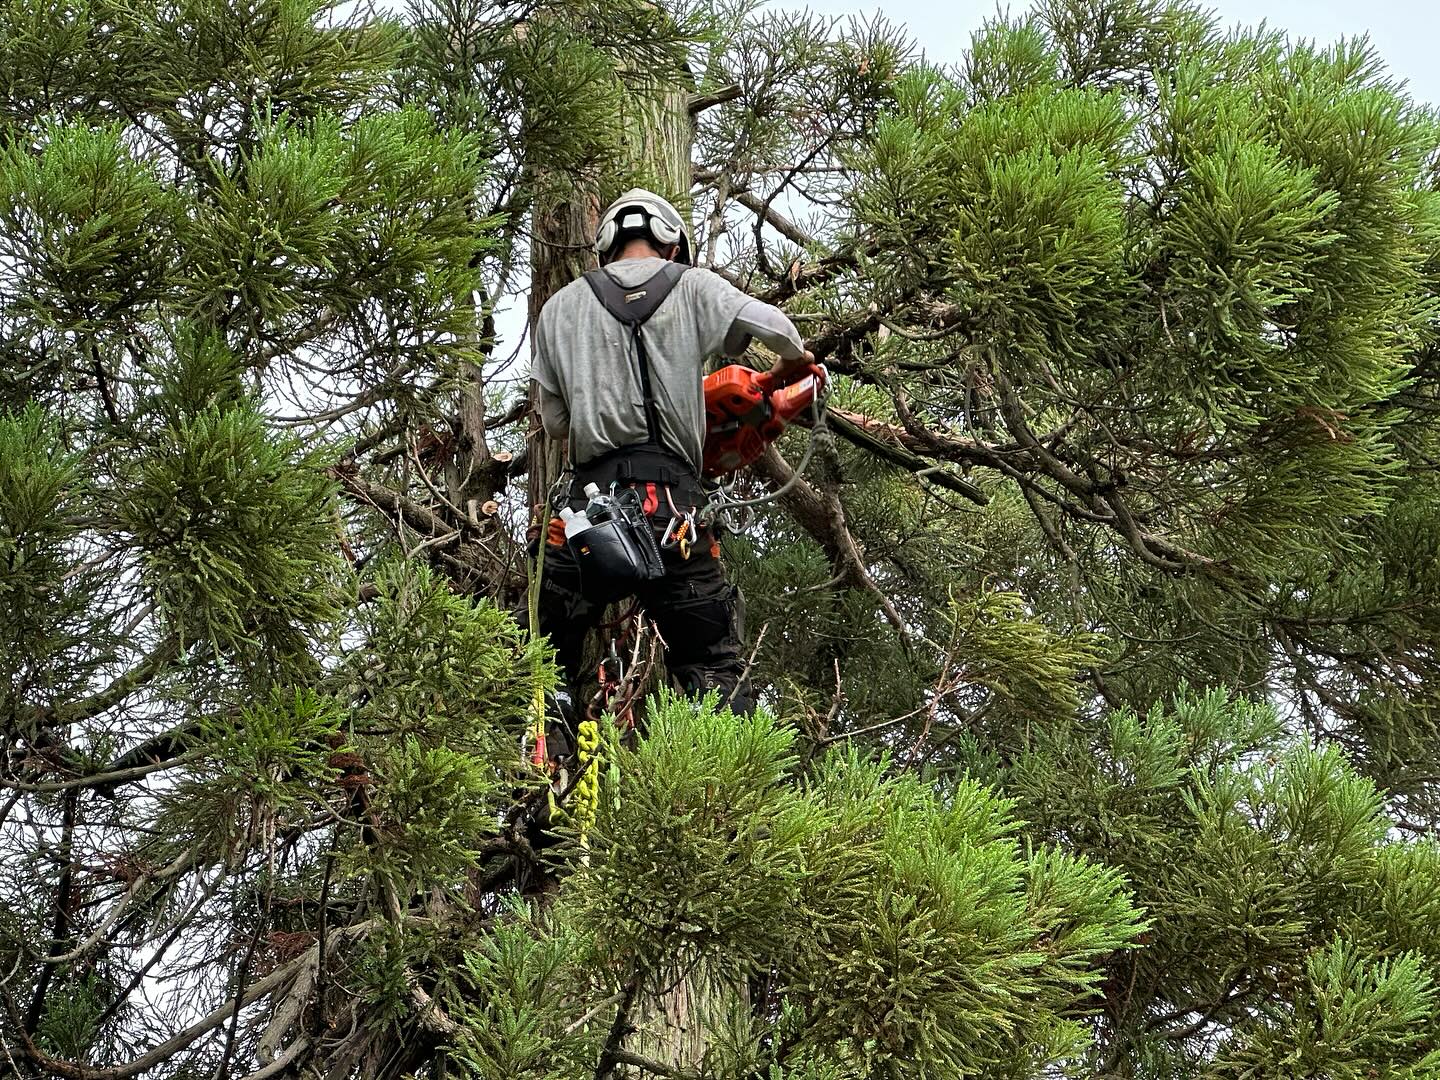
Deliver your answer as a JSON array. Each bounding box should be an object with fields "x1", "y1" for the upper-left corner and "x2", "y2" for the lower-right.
[{"x1": 572, "y1": 717, "x2": 601, "y2": 849}]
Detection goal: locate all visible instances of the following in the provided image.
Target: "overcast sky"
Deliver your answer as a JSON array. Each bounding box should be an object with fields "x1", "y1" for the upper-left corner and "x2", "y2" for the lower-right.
[{"x1": 791, "y1": 0, "x2": 1440, "y2": 107}]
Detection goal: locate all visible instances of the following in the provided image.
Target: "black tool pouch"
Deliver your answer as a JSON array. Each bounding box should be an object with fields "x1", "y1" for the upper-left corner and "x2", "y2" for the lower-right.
[{"x1": 568, "y1": 490, "x2": 664, "y2": 603}]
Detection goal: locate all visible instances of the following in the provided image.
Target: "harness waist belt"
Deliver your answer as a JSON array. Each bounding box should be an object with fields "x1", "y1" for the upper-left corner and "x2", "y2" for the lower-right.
[{"x1": 571, "y1": 444, "x2": 706, "y2": 506}]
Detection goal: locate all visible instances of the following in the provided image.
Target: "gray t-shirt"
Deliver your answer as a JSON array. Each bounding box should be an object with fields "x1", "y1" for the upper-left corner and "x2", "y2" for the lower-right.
[{"x1": 532, "y1": 257, "x2": 756, "y2": 473}]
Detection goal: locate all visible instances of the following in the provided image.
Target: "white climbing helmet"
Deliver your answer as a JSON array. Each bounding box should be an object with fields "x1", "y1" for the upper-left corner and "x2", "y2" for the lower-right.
[{"x1": 595, "y1": 188, "x2": 693, "y2": 265}]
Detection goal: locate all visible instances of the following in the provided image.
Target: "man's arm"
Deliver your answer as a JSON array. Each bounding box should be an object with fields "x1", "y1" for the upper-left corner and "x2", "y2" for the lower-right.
[
  {"x1": 537, "y1": 382, "x2": 569, "y2": 440},
  {"x1": 530, "y1": 305, "x2": 570, "y2": 440},
  {"x1": 723, "y1": 299, "x2": 816, "y2": 380}
]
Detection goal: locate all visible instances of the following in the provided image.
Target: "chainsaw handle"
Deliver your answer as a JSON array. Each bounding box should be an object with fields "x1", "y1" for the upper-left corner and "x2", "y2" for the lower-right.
[{"x1": 765, "y1": 360, "x2": 827, "y2": 391}]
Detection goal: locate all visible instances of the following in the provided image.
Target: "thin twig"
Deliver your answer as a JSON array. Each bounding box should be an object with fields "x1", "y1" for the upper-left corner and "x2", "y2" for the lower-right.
[
  {"x1": 593, "y1": 968, "x2": 643, "y2": 1080},
  {"x1": 563, "y1": 991, "x2": 629, "y2": 1036}
]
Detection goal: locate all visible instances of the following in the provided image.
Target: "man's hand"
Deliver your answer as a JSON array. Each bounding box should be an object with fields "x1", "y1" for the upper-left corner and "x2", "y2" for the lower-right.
[{"x1": 767, "y1": 348, "x2": 818, "y2": 385}]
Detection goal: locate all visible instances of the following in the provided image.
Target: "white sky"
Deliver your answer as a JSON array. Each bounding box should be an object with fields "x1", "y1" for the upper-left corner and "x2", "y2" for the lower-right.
[{"x1": 791, "y1": 0, "x2": 1440, "y2": 107}]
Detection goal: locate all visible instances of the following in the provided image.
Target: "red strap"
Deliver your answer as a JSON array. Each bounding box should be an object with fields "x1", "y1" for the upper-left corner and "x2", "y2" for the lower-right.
[{"x1": 642, "y1": 482, "x2": 659, "y2": 516}]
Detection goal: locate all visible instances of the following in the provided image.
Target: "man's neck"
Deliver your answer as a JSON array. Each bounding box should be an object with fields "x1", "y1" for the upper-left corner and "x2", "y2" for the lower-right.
[{"x1": 613, "y1": 242, "x2": 666, "y2": 262}]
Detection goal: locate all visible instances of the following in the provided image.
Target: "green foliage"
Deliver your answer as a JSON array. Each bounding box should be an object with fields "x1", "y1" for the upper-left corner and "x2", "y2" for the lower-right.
[
  {"x1": 344, "y1": 559, "x2": 555, "y2": 749},
  {"x1": 149, "y1": 689, "x2": 346, "y2": 865},
  {"x1": 725, "y1": 524, "x2": 930, "y2": 725},
  {"x1": 118, "y1": 396, "x2": 343, "y2": 661},
  {"x1": 558, "y1": 697, "x2": 1143, "y2": 1078},
  {"x1": 198, "y1": 686, "x2": 345, "y2": 806},
  {"x1": 0, "y1": 122, "x2": 178, "y2": 334},
  {"x1": 451, "y1": 914, "x2": 596, "y2": 1079},
  {"x1": 0, "y1": 0, "x2": 520, "y2": 1063},
  {"x1": 1215, "y1": 941, "x2": 1440, "y2": 1079},
  {"x1": 348, "y1": 921, "x2": 420, "y2": 1029},
  {"x1": 1005, "y1": 689, "x2": 1440, "y2": 1076},
  {"x1": 0, "y1": 405, "x2": 105, "y2": 716},
  {"x1": 576, "y1": 691, "x2": 820, "y2": 971},
  {"x1": 34, "y1": 971, "x2": 109, "y2": 1060},
  {"x1": 942, "y1": 588, "x2": 1106, "y2": 719},
  {"x1": 823, "y1": 0, "x2": 1440, "y2": 734},
  {"x1": 357, "y1": 736, "x2": 502, "y2": 892},
  {"x1": 136, "y1": 326, "x2": 250, "y2": 423},
  {"x1": 785, "y1": 754, "x2": 1141, "y2": 1077},
  {"x1": 187, "y1": 107, "x2": 489, "y2": 346},
  {"x1": 4, "y1": 0, "x2": 1440, "y2": 1076}
]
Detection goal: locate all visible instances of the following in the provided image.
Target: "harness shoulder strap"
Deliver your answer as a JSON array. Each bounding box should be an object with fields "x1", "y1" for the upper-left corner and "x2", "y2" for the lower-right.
[
  {"x1": 582, "y1": 263, "x2": 689, "y2": 453},
  {"x1": 581, "y1": 262, "x2": 688, "y2": 326}
]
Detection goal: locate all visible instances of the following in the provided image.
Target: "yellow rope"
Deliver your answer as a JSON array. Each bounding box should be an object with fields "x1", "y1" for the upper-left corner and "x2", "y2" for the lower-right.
[
  {"x1": 573, "y1": 718, "x2": 601, "y2": 849},
  {"x1": 527, "y1": 506, "x2": 549, "y2": 768}
]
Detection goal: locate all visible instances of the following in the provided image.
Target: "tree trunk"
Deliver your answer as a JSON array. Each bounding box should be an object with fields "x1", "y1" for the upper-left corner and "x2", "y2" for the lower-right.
[
  {"x1": 523, "y1": 63, "x2": 727, "y2": 1072},
  {"x1": 526, "y1": 192, "x2": 601, "y2": 528},
  {"x1": 618, "y1": 82, "x2": 695, "y2": 206},
  {"x1": 630, "y1": 956, "x2": 734, "y2": 1072}
]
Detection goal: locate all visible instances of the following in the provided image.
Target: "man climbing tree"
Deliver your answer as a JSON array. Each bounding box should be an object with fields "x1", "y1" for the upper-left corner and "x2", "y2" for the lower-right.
[{"x1": 529, "y1": 187, "x2": 820, "y2": 724}]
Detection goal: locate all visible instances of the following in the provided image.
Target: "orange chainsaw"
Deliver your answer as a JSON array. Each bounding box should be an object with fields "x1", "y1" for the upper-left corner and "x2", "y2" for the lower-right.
[{"x1": 701, "y1": 363, "x2": 826, "y2": 477}]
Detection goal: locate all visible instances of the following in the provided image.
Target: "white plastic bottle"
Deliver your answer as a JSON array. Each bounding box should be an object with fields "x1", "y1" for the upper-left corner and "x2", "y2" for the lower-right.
[
  {"x1": 560, "y1": 506, "x2": 592, "y2": 538},
  {"x1": 582, "y1": 482, "x2": 619, "y2": 524}
]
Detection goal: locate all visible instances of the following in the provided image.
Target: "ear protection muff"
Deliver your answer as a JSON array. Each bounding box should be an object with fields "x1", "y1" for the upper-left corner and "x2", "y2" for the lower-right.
[{"x1": 595, "y1": 189, "x2": 692, "y2": 264}]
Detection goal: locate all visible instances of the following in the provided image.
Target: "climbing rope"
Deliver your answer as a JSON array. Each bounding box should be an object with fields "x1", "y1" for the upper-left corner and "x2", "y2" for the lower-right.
[{"x1": 572, "y1": 717, "x2": 601, "y2": 849}]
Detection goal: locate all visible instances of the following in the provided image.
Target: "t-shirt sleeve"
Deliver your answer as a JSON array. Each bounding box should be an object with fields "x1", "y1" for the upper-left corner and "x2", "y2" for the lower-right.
[
  {"x1": 537, "y1": 382, "x2": 570, "y2": 439},
  {"x1": 530, "y1": 304, "x2": 561, "y2": 393},
  {"x1": 725, "y1": 299, "x2": 807, "y2": 360},
  {"x1": 685, "y1": 268, "x2": 760, "y2": 359}
]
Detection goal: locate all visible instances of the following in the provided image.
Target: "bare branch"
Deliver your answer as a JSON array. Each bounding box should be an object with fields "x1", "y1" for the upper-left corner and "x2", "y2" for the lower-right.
[{"x1": 688, "y1": 84, "x2": 741, "y2": 115}]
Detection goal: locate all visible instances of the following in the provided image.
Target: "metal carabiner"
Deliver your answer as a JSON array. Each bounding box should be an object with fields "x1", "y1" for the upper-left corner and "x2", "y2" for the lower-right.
[
  {"x1": 661, "y1": 512, "x2": 691, "y2": 552},
  {"x1": 661, "y1": 494, "x2": 699, "y2": 558}
]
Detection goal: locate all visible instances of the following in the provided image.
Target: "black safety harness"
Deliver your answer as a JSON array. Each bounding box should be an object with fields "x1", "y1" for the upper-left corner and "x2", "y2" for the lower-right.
[
  {"x1": 553, "y1": 262, "x2": 708, "y2": 590},
  {"x1": 575, "y1": 263, "x2": 702, "y2": 503}
]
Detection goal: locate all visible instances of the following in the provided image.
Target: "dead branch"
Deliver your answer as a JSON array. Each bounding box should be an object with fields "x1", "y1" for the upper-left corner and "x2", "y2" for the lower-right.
[{"x1": 688, "y1": 84, "x2": 742, "y2": 115}]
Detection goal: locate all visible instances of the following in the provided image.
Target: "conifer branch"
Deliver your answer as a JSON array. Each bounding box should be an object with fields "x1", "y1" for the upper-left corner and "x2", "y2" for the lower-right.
[
  {"x1": 749, "y1": 142, "x2": 834, "y2": 280},
  {"x1": 611, "y1": 1048, "x2": 702, "y2": 1079},
  {"x1": 24, "y1": 788, "x2": 77, "y2": 1035},
  {"x1": 727, "y1": 186, "x2": 816, "y2": 249},
  {"x1": 753, "y1": 244, "x2": 873, "y2": 306},
  {"x1": 58, "y1": 638, "x2": 180, "y2": 725},
  {"x1": 39, "y1": 847, "x2": 199, "y2": 966},
  {"x1": 237, "y1": 1036, "x2": 312, "y2": 1080},
  {"x1": 3, "y1": 949, "x2": 313, "y2": 1080},
  {"x1": 751, "y1": 444, "x2": 908, "y2": 636},
  {"x1": 687, "y1": 84, "x2": 742, "y2": 115},
  {"x1": 825, "y1": 407, "x2": 988, "y2": 503},
  {"x1": 333, "y1": 467, "x2": 456, "y2": 542}
]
